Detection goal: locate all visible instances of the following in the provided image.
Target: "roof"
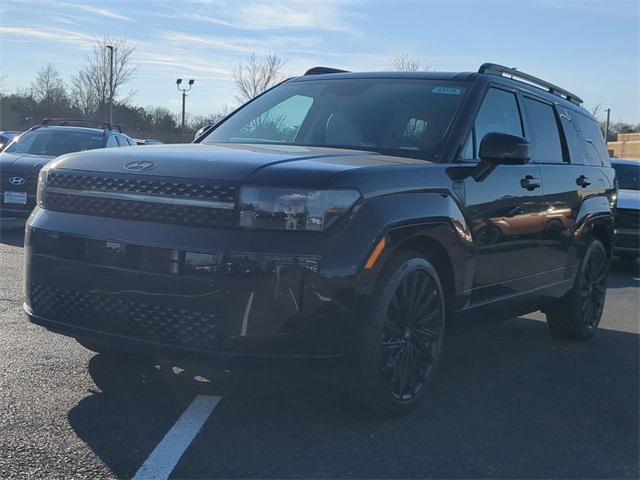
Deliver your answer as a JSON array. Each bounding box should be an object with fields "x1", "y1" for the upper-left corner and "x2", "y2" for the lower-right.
[
  {"x1": 34, "y1": 125, "x2": 109, "y2": 134},
  {"x1": 291, "y1": 71, "x2": 476, "y2": 82}
]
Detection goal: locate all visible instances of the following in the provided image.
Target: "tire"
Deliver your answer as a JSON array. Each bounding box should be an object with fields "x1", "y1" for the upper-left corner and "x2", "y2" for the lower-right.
[
  {"x1": 545, "y1": 239, "x2": 608, "y2": 339},
  {"x1": 350, "y1": 250, "x2": 446, "y2": 416}
]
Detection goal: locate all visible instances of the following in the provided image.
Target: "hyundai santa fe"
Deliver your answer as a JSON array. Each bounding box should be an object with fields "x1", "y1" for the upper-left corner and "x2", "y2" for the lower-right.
[{"x1": 24, "y1": 64, "x2": 616, "y2": 414}]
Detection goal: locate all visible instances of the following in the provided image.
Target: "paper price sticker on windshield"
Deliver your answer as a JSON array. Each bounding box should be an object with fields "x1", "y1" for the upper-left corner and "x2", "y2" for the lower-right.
[{"x1": 432, "y1": 87, "x2": 462, "y2": 95}]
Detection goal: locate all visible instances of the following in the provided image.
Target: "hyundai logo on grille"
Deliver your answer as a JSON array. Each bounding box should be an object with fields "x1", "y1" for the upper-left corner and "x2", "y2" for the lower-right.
[
  {"x1": 9, "y1": 176, "x2": 26, "y2": 186},
  {"x1": 124, "y1": 160, "x2": 156, "y2": 171}
]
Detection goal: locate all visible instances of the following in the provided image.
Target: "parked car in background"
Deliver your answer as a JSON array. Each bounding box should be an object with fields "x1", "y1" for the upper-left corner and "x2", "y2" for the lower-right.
[
  {"x1": 612, "y1": 158, "x2": 639, "y2": 257},
  {"x1": 25, "y1": 65, "x2": 615, "y2": 415},
  {"x1": 0, "y1": 119, "x2": 135, "y2": 221},
  {"x1": 0, "y1": 131, "x2": 21, "y2": 151}
]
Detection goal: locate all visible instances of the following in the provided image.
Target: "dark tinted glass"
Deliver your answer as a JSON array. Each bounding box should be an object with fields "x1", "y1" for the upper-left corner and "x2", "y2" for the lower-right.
[
  {"x1": 523, "y1": 97, "x2": 564, "y2": 163},
  {"x1": 577, "y1": 114, "x2": 609, "y2": 166},
  {"x1": 613, "y1": 163, "x2": 640, "y2": 190},
  {"x1": 475, "y1": 88, "x2": 523, "y2": 145},
  {"x1": 204, "y1": 79, "x2": 468, "y2": 161},
  {"x1": 5, "y1": 129, "x2": 104, "y2": 156}
]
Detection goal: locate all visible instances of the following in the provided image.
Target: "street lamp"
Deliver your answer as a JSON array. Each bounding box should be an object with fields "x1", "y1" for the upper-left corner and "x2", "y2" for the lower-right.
[
  {"x1": 177, "y1": 78, "x2": 195, "y2": 131},
  {"x1": 106, "y1": 45, "x2": 114, "y2": 125}
]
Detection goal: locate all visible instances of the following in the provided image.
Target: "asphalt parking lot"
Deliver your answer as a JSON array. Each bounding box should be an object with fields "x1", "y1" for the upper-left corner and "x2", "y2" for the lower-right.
[{"x1": 0, "y1": 227, "x2": 638, "y2": 479}]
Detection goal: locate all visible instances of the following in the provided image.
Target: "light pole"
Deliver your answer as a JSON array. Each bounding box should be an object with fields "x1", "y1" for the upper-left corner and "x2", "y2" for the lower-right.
[
  {"x1": 604, "y1": 108, "x2": 611, "y2": 142},
  {"x1": 106, "y1": 45, "x2": 114, "y2": 125},
  {"x1": 176, "y1": 78, "x2": 195, "y2": 131}
]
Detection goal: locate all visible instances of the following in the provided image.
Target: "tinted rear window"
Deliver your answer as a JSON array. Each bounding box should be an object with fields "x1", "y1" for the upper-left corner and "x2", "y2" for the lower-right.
[
  {"x1": 522, "y1": 97, "x2": 564, "y2": 163},
  {"x1": 613, "y1": 163, "x2": 640, "y2": 190}
]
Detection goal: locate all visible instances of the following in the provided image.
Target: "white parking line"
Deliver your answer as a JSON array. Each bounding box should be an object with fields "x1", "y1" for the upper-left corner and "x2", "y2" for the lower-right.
[{"x1": 133, "y1": 395, "x2": 221, "y2": 480}]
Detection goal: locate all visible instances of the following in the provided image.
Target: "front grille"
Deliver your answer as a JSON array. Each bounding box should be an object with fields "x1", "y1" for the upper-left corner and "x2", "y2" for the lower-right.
[
  {"x1": 30, "y1": 283, "x2": 220, "y2": 350},
  {"x1": 45, "y1": 171, "x2": 238, "y2": 228},
  {"x1": 46, "y1": 192, "x2": 237, "y2": 228},
  {"x1": 615, "y1": 208, "x2": 639, "y2": 230},
  {"x1": 48, "y1": 172, "x2": 236, "y2": 202}
]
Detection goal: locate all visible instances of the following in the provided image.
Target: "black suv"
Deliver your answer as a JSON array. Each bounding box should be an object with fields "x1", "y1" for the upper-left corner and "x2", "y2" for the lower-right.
[
  {"x1": 24, "y1": 64, "x2": 616, "y2": 414},
  {"x1": 0, "y1": 119, "x2": 135, "y2": 221}
]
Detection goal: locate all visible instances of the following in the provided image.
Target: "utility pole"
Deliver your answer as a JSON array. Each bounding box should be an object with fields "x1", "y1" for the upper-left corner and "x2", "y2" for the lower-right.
[
  {"x1": 176, "y1": 78, "x2": 195, "y2": 131},
  {"x1": 107, "y1": 45, "x2": 114, "y2": 125},
  {"x1": 604, "y1": 108, "x2": 611, "y2": 142}
]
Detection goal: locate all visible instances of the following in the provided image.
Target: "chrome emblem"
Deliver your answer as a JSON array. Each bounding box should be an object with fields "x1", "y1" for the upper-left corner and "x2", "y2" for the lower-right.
[
  {"x1": 9, "y1": 176, "x2": 26, "y2": 186},
  {"x1": 124, "y1": 160, "x2": 156, "y2": 172}
]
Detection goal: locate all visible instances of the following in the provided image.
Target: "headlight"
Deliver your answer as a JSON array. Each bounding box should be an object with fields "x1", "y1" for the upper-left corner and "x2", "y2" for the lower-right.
[
  {"x1": 239, "y1": 186, "x2": 360, "y2": 231},
  {"x1": 36, "y1": 168, "x2": 49, "y2": 207}
]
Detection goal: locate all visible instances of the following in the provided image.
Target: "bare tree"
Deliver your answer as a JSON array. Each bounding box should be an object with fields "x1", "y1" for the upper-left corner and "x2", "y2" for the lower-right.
[
  {"x1": 233, "y1": 52, "x2": 286, "y2": 102},
  {"x1": 71, "y1": 36, "x2": 136, "y2": 119},
  {"x1": 0, "y1": 66, "x2": 7, "y2": 96},
  {"x1": 31, "y1": 64, "x2": 67, "y2": 104},
  {"x1": 389, "y1": 53, "x2": 431, "y2": 72},
  {"x1": 590, "y1": 103, "x2": 603, "y2": 120}
]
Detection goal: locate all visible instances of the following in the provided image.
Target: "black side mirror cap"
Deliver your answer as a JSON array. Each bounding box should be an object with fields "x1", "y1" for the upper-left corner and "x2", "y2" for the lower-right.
[{"x1": 479, "y1": 132, "x2": 530, "y2": 165}]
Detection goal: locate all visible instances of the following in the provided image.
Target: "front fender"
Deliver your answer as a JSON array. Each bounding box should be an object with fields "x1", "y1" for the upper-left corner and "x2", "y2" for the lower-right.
[{"x1": 319, "y1": 191, "x2": 473, "y2": 299}]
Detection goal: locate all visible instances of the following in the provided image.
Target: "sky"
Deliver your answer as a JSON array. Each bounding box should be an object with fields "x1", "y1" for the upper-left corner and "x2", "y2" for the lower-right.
[{"x1": 0, "y1": 0, "x2": 638, "y2": 123}]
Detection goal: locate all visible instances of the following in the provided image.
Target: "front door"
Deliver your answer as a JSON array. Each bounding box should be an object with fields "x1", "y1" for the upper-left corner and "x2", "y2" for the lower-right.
[{"x1": 458, "y1": 87, "x2": 548, "y2": 303}]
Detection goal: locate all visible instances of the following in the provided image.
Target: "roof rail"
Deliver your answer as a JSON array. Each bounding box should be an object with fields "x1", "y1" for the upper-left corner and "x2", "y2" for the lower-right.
[
  {"x1": 478, "y1": 63, "x2": 583, "y2": 106},
  {"x1": 304, "y1": 67, "x2": 350, "y2": 76},
  {"x1": 41, "y1": 118, "x2": 122, "y2": 132}
]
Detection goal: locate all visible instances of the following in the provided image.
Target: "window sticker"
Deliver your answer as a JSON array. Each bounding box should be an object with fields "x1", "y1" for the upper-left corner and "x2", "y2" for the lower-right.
[{"x1": 432, "y1": 87, "x2": 462, "y2": 95}]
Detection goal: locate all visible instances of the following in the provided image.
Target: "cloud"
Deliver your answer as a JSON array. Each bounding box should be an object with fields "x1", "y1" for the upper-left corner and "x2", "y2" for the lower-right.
[
  {"x1": 172, "y1": 0, "x2": 359, "y2": 33},
  {"x1": 58, "y1": 2, "x2": 134, "y2": 21},
  {"x1": 0, "y1": 26, "x2": 94, "y2": 46}
]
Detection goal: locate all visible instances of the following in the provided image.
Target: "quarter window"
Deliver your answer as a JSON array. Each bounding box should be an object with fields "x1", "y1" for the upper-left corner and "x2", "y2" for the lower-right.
[
  {"x1": 522, "y1": 97, "x2": 564, "y2": 163},
  {"x1": 576, "y1": 114, "x2": 608, "y2": 166}
]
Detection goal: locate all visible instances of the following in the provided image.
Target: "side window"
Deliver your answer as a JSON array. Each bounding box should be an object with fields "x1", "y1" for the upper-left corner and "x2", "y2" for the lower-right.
[
  {"x1": 576, "y1": 114, "x2": 608, "y2": 166},
  {"x1": 463, "y1": 88, "x2": 523, "y2": 161},
  {"x1": 522, "y1": 97, "x2": 564, "y2": 163},
  {"x1": 116, "y1": 135, "x2": 129, "y2": 147},
  {"x1": 105, "y1": 135, "x2": 118, "y2": 148}
]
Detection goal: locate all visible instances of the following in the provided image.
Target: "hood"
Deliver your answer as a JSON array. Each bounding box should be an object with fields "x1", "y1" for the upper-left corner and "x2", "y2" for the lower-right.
[
  {"x1": 0, "y1": 152, "x2": 55, "y2": 175},
  {"x1": 48, "y1": 143, "x2": 426, "y2": 186},
  {"x1": 617, "y1": 189, "x2": 640, "y2": 210}
]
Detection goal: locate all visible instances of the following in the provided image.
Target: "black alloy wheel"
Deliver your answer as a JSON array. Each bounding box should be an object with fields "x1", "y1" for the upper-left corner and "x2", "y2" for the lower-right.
[
  {"x1": 546, "y1": 239, "x2": 608, "y2": 339},
  {"x1": 381, "y1": 268, "x2": 444, "y2": 401},
  {"x1": 352, "y1": 251, "x2": 445, "y2": 415}
]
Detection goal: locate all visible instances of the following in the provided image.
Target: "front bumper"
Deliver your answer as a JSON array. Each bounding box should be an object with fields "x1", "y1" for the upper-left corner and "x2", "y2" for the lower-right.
[{"x1": 24, "y1": 209, "x2": 362, "y2": 359}]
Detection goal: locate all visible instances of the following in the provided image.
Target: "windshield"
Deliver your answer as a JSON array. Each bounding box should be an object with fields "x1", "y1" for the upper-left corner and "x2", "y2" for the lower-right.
[
  {"x1": 5, "y1": 129, "x2": 104, "y2": 156},
  {"x1": 613, "y1": 163, "x2": 640, "y2": 190},
  {"x1": 203, "y1": 78, "x2": 467, "y2": 161}
]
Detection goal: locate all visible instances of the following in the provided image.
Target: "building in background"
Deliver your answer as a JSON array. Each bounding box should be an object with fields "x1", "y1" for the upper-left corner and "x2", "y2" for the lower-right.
[{"x1": 608, "y1": 133, "x2": 640, "y2": 160}]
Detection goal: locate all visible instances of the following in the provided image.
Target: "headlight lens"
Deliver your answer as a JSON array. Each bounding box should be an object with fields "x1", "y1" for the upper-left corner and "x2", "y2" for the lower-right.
[
  {"x1": 36, "y1": 168, "x2": 49, "y2": 207},
  {"x1": 239, "y1": 186, "x2": 360, "y2": 231}
]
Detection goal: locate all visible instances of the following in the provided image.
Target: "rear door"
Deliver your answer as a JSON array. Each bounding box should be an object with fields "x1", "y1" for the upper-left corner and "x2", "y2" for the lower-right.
[
  {"x1": 461, "y1": 87, "x2": 547, "y2": 302},
  {"x1": 519, "y1": 96, "x2": 581, "y2": 278}
]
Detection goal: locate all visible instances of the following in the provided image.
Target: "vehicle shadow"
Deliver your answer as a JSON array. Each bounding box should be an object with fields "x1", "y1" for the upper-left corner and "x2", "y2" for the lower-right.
[{"x1": 67, "y1": 317, "x2": 639, "y2": 479}]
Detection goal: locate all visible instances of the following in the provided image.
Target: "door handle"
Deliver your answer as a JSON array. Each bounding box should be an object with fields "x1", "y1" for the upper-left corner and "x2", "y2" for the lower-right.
[
  {"x1": 576, "y1": 175, "x2": 591, "y2": 188},
  {"x1": 520, "y1": 175, "x2": 541, "y2": 190}
]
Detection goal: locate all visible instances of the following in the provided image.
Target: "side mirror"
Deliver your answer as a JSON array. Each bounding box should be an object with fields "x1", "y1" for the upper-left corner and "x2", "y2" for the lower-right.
[
  {"x1": 479, "y1": 132, "x2": 530, "y2": 165},
  {"x1": 194, "y1": 124, "x2": 212, "y2": 142},
  {"x1": 469, "y1": 132, "x2": 530, "y2": 181}
]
